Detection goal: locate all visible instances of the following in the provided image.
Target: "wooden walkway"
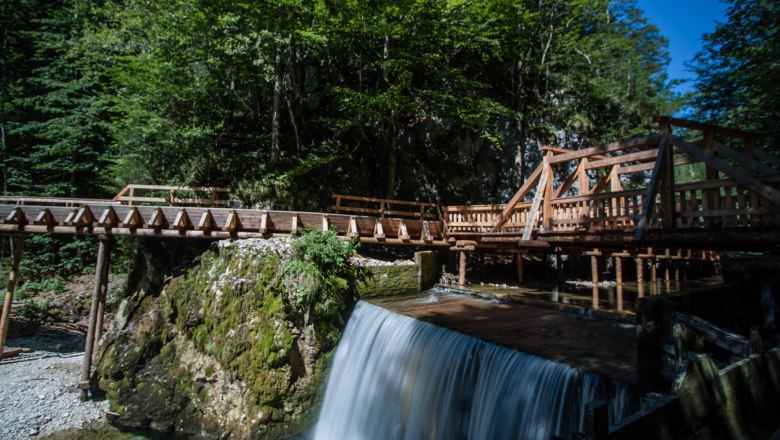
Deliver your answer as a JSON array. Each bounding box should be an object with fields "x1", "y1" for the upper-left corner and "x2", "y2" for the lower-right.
[
  {"x1": 2, "y1": 117, "x2": 780, "y2": 251},
  {"x1": 1, "y1": 116, "x2": 779, "y2": 397}
]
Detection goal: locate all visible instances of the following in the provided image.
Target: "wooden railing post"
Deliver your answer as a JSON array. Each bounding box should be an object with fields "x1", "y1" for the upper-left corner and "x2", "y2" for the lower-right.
[
  {"x1": 542, "y1": 151, "x2": 554, "y2": 232},
  {"x1": 80, "y1": 238, "x2": 110, "y2": 400},
  {"x1": 0, "y1": 236, "x2": 25, "y2": 356},
  {"x1": 658, "y1": 118, "x2": 675, "y2": 229}
]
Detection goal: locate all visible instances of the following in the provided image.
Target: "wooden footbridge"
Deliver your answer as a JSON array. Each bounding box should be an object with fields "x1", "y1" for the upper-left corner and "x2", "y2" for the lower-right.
[{"x1": 1, "y1": 116, "x2": 779, "y2": 397}]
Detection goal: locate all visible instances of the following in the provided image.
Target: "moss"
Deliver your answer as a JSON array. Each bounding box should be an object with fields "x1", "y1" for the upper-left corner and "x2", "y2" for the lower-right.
[{"x1": 98, "y1": 237, "x2": 357, "y2": 438}]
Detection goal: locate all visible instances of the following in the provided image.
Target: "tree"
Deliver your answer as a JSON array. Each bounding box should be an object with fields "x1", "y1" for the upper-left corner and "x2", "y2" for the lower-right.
[{"x1": 690, "y1": 0, "x2": 780, "y2": 151}]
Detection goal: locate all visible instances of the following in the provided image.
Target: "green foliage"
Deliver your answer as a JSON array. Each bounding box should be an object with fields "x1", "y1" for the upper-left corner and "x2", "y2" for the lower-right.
[
  {"x1": 18, "y1": 298, "x2": 50, "y2": 318},
  {"x1": 283, "y1": 229, "x2": 363, "y2": 322},
  {"x1": 690, "y1": 0, "x2": 780, "y2": 152}
]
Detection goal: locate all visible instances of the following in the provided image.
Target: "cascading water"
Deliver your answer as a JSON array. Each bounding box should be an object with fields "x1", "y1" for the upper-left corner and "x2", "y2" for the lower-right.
[{"x1": 314, "y1": 301, "x2": 634, "y2": 440}]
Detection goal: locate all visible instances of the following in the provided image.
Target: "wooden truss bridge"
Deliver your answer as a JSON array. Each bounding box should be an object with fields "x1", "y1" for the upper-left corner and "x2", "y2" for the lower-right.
[{"x1": 1, "y1": 116, "x2": 779, "y2": 397}]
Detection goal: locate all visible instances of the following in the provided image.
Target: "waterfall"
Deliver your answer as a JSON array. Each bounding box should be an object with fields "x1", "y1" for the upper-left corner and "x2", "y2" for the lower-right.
[{"x1": 314, "y1": 301, "x2": 634, "y2": 440}]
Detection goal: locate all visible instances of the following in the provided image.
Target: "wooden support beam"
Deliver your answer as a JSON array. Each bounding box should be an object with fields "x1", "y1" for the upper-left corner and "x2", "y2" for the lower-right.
[
  {"x1": 459, "y1": 251, "x2": 467, "y2": 287},
  {"x1": 0, "y1": 237, "x2": 25, "y2": 355},
  {"x1": 398, "y1": 220, "x2": 410, "y2": 241},
  {"x1": 516, "y1": 254, "x2": 524, "y2": 283},
  {"x1": 95, "y1": 239, "x2": 112, "y2": 343},
  {"x1": 522, "y1": 161, "x2": 550, "y2": 241},
  {"x1": 347, "y1": 216, "x2": 359, "y2": 238},
  {"x1": 121, "y1": 207, "x2": 142, "y2": 229},
  {"x1": 421, "y1": 221, "x2": 432, "y2": 242},
  {"x1": 634, "y1": 138, "x2": 670, "y2": 241},
  {"x1": 147, "y1": 208, "x2": 168, "y2": 229},
  {"x1": 80, "y1": 239, "x2": 109, "y2": 400},
  {"x1": 673, "y1": 310, "x2": 749, "y2": 357},
  {"x1": 173, "y1": 209, "x2": 192, "y2": 231},
  {"x1": 542, "y1": 152, "x2": 554, "y2": 232},
  {"x1": 197, "y1": 210, "x2": 217, "y2": 232},
  {"x1": 591, "y1": 254, "x2": 600, "y2": 310},
  {"x1": 373, "y1": 219, "x2": 385, "y2": 240},
  {"x1": 290, "y1": 214, "x2": 299, "y2": 235},
  {"x1": 587, "y1": 168, "x2": 614, "y2": 195},
  {"x1": 713, "y1": 139, "x2": 776, "y2": 176},
  {"x1": 578, "y1": 158, "x2": 590, "y2": 195},
  {"x1": 223, "y1": 210, "x2": 240, "y2": 232},
  {"x1": 549, "y1": 135, "x2": 661, "y2": 165},
  {"x1": 72, "y1": 207, "x2": 95, "y2": 227},
  {"x1": 490, "y1": 162, "x2": 544, "y2": 232},
  {"x1": 259, "y1": 212, "x2": 268, "y2": 234},
  {"x1": 33, "y1": 208, "x2": 56, "y2": 227},
  {"x1": 97, "y1": 207, "x2": 120, "y2": 229},
  {"x1": 4, "y1": 208, "x2": 27, "y2": 226},
  {"x1": 321, "y1": 214, "x2": 330, "y2": 233},
  {"x1": 670, "y1": 135, "x2": 780, "y2": 204}
]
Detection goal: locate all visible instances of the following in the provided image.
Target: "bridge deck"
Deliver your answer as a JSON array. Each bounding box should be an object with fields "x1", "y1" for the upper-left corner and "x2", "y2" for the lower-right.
[{"x1": 1, "y1": 117, "x2": 779, "y2": 252}]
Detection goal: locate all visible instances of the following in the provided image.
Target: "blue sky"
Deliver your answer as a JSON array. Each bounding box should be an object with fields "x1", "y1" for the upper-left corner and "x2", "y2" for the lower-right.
[{"x1": 635, "y1": 0, "x2": 728, "y2": 95}]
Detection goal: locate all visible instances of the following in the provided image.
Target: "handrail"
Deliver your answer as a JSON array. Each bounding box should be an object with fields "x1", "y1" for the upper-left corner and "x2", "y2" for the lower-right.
[
  {"x1": 113, "y1": 184, "x2": 231, "y2": 207},
  {"x1": 332, "y1": 194, "x2": 439, "y2": 219}
]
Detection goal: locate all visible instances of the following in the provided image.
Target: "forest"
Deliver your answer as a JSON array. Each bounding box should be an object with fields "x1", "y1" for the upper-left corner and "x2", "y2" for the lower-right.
[{"x1": 0, "y1": 0, "x2": 777, "y2": 278}]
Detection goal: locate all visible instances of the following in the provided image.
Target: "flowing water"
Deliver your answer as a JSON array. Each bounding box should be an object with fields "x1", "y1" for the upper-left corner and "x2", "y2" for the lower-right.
[{"x1": 314, "y1": 301, "x2": 635, "y2": 440}]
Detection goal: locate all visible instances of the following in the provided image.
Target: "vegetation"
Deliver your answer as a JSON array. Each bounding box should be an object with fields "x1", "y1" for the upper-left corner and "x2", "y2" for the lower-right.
[
  {"x1": 98, "y1": 232, "x2": 361, "y2": 436},
  {"x1": 690, "y1": 0, "x2": 780, "y2": 152}
]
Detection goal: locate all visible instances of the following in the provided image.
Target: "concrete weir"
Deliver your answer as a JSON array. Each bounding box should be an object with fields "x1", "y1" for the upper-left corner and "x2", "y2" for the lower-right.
[
  {"x1": 372, "y1": 291, "x2": 637, "y2": 385},
  {"x1": 367, "y1": 270, "x2": 780, "y2": 439}
]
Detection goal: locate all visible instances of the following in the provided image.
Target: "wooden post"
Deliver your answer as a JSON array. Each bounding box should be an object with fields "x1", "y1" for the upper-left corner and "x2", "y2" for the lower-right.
[
  {"x1": 585, "y1": 400, "x2": 609, "y2": 440},
  {"x1": 516, "y1": 254, "x2": 524, "y2": 284},
  {"x1": 458, "y1": 251, "x2": 467, "y2": 287},
  {"x1": 659, "y1": 120, "x2": 675, "y2": 229},
  {"x1": 0, "y1": 236, "x2": 25, "y2": 355},
  {"x1": 542, "y1": 151, "x2": 554, "y2": 232},
  {"x1": 579, "y1": 158, "x2": 590, "y2": 195},
  {"x1": 591, "y1": 255, "x2": 599, "y2": 310},
  {"x1": 80, "y1": 239, "x2": 110, "y2": 401},
  {"x1": 95, "y1": 240, "x2": 112, "y2": 344},
  {"x1": 127, "y1": 186, "x2": 134, "y2": 206},
  {"x1": 615, "y1": 256, "x2": 623, "y2": 312}
]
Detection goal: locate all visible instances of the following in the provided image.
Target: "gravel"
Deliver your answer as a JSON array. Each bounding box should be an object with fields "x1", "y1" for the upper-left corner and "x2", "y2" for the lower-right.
[{"x1": 0, "y1": 336, "x2": 109, "y2": 439}]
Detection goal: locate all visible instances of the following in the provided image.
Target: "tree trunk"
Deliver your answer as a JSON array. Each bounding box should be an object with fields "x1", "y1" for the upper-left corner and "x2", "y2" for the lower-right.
[
  {"x1": 271, "y1": 45, "x2": 283, "y2": 164},
  {"x1": 385, "y1": 122, "x2": 398, "y2": 199}
]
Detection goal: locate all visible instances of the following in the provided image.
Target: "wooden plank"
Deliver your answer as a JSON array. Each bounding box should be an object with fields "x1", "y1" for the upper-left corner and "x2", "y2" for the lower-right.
[
  {"x1": 147, "y1": 208, "x2": 168, "y2": 229},
  {"x1": 398, "y1": 220, "x2": 410, "y2": 241},
  {"x1": 97, "y1": 207, "x2": 120, "y2": 228},
  {"x1": 549, "y1": 135, "x2": 661, "y2": 165},
  {"x1": 121, "y1": 207, "x2": 142, "y2": 229},
  {"x1": 713, "y1": 140, "x2": 777, "y2": 175},
  {"x1": 542, "y1": 154, "x2": 554, "y2": 231},
  {"x1": 673, "y1": 310, "x2": 749, "y2": 357},
  {"x1": 657, "y1": 116, "x2": 756, "y2": 139},
  {"x1": 223, "y1": 210, "x2": 240, "y2": 232},
  {"x1": 198, "y1": 210, "x2": 217, "y2": 231},
  {"x1": 33, "y1": 209, "x2": 56, "y2": 226},
  {"x1": 373, "y1": 219, "x2": 385, "y2": 239},
  {"x1": 490, "y1": 162, "x2": 544, "y2": 232},
  {"x1": 347, "y1": 216, "x2": 359, "y2": 238},
  {"x1": 521, "y1": 163, "x2": 549, "y2": 241},
  {"x1": 670, "y1": 136, "x2": 780, "y2": 204},
  {"x1": 634, "y1": 140, "x2": 669, "y2": 240}
]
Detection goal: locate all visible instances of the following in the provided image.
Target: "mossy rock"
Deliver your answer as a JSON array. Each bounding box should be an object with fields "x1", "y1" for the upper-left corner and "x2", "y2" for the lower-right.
[{"x1": 96, "y1": 238, "x2": 356, "y2": 439}]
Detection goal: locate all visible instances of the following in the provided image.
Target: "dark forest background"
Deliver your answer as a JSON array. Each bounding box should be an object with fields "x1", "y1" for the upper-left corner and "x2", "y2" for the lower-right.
[{"x1": 1, "y1": 0, "x2": 777, "y2": 279}]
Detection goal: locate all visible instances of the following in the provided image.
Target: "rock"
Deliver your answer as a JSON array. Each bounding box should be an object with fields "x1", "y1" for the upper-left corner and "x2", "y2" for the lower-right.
[{"x1": 28, "y1": 427, "x2": 38, "y2": 436}]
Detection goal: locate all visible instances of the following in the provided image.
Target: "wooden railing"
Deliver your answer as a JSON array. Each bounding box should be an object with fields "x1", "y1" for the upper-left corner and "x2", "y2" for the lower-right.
[
  {"x1": 332, "y1": 194, "x2": 439, "y2": 220},
  {"x1": 0, "y1": 196, "x2": 120, "y2": 207},
  {"x1": 443, "y1": 117, "x2": 780, "y2": 241},
  {"x1": 112, "y1": 184, "x2": 231, "y2": 207}
]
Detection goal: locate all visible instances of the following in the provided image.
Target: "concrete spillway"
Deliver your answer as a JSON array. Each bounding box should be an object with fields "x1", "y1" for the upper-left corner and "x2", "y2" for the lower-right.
[{"x1": 313, "y1": 300, "x2": 634, "y2": 439}]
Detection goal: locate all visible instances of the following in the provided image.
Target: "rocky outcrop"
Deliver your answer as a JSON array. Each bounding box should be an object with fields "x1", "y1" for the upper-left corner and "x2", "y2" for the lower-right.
[{"x1": 96, "y1": 237, "x2": 354, "y2": 439}]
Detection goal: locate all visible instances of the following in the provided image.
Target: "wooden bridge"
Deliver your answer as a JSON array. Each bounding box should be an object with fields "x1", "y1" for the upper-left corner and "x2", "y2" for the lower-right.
[{"x1": 1, "y1": 116, "x2": 779, "y2": 397}]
